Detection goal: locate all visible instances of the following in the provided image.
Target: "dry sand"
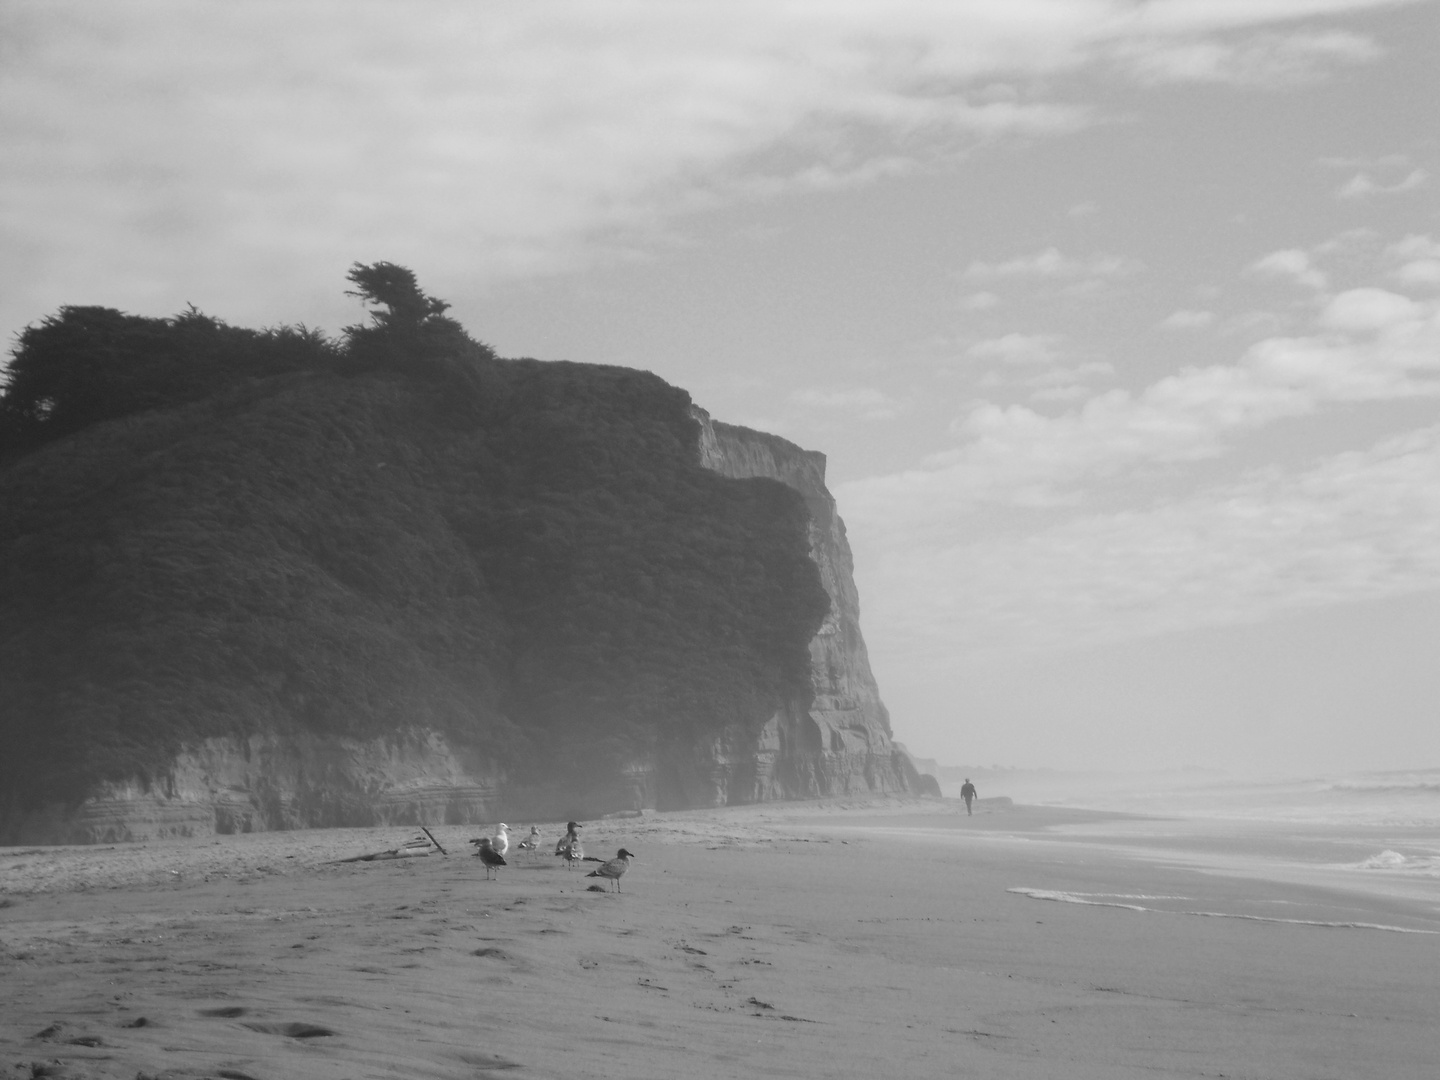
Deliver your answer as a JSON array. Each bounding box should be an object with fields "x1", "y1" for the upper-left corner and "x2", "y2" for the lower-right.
[{"x1": 3, "y1": 797, "x2": 1437, "y2": 1079}]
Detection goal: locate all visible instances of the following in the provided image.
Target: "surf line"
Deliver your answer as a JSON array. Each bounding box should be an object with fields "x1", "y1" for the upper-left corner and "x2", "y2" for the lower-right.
[{"x1": 1008, "y1": 888, "x2": 1440, "y2": 934}]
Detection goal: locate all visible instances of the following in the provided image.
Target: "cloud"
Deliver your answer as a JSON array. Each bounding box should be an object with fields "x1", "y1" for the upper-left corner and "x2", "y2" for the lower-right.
[
  {"x1": 1159, "y1": 309, "x2": 1216, "y2": 330},
  {"x1": 966, "y1": 332, "x2": 1063, "y2": 365},
  {"x1": 1335, "y1": 168, "x2": 1428, "y2": 199},
  {"x1": 856, "y1": 425, "x2": 1440, "y2": 659},
  {"x1": 0, "y1": 0, "x2": 1412, "y2": 342},
  {"x1": 959, "y1": 291, "x2": 1001, "y2": 311},
  {"x1": 1111, "y1": 29, "x2": 1381, "y2": 87},
  {"x1": 1247, "y1": 248, "x2": 1328, "y2": 290},
  {"x1": 1317, "y1": 287, "x2": 1420, "y2": 332},
  {"x1": 1385, "y1": 235, "x2": 1440, "y2": 289},
  {"x1": 1393, "y1": 260, "x2": 1440, "y2": 289},
  {"x1": 963, "y1": 247, "x2": 1143, "y2": 282},
  {"x1": 1386, "y1": 234, "x2": 1440, "y2": 260},
  {"x1": 841, "y1": 278, "x2": 1440, "y2": 529},
  {"x1": 789, "y1": 385, "x2": 904, "y2": 422}
]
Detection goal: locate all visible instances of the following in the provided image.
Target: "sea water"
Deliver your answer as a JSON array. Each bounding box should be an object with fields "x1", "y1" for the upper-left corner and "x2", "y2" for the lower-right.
[{"x1": 952, "y1": 768, "x2": 1440, "y2": 933}]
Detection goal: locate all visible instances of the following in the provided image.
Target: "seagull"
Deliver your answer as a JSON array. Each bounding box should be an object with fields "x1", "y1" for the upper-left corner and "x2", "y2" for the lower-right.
[
  {"x1": 555, "y1": 821, "x2": 583, "y2": 869},
  {"x1": 473, "y1": 837, "x2": 506, "y2": 880},
  {"x1": 586, "y1": 848, "x2": 635, "y2": 892},
  {"x1": 516, "y1": 826, "x2": 541, "y2": 861},
  {"x1": 490, "y1": 823, "x2": 510, "y2": 858}
]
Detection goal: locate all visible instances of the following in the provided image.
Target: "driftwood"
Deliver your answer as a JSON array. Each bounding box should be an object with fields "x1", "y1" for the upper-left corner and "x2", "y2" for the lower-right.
[{"x1": 332, "y1": 832, "x2": 441, "y2": 864}]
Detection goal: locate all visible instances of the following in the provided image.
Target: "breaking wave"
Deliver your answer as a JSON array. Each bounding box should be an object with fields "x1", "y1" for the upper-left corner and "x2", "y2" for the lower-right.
[
  {"x1": 1008, "y1": 887, "x2": 1440, "y2": 934},
  {"x1": 1354, "y1": 849, "x2": 1440, "y2": 876}
]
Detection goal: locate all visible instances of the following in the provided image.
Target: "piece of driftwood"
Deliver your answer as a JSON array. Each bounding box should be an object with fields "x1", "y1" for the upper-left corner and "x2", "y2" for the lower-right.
[{"x1": 332, "y1": 832, "x2": 438, "y2": 864}]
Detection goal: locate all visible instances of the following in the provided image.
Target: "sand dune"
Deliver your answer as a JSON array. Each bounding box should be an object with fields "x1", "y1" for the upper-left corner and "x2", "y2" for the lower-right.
[{"x1": 3, "y1": 797, "x2": 1437, "y2": 1079}]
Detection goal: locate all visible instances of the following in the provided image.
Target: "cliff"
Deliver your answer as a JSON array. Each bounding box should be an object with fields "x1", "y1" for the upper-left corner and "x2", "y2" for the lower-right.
[
  {"x1": 691, "y1": 409, "x2": 921, "y2": 801},
  {"x1": 0, "y1": 284, "x2": 920, "y2": 844}
]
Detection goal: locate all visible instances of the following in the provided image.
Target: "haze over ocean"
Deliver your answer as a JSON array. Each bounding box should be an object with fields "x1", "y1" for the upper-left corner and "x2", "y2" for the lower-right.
[{"x1": 925, "y1": 766, "x2": 1440, "y2": 931}]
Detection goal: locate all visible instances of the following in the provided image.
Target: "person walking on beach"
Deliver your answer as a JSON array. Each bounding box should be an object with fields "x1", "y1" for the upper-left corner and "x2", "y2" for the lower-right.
[{"x1": 960, "y1": 778, "x2": 977, "y2": 816}]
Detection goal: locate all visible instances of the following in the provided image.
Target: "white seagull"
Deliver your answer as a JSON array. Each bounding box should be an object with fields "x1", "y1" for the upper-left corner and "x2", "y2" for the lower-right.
[{"x1": 490, "y1": 823, "x2": 510, "y2": 858}]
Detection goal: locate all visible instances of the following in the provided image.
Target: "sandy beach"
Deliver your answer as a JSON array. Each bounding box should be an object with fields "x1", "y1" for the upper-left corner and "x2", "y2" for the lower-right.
[{"x1": 3, "y1": 797, "x2": 1438, "y2": 1080}]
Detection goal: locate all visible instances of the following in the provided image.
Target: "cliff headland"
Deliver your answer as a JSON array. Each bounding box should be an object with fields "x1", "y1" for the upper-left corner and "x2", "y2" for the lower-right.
[{"x1": 0, "y1": 265, "x2": 922, "y2": 843}]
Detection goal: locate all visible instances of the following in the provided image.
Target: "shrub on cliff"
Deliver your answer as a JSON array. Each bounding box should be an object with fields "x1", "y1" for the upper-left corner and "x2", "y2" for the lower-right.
[{"x1": 0, "y1": 305, "x2": 339, "y2": 460}]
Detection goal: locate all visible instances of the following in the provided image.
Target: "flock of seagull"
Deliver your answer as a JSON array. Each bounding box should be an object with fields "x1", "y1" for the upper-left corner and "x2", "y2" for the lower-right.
[{"x1": 468, "y1": 821, "x2": 635, "y2": 891}]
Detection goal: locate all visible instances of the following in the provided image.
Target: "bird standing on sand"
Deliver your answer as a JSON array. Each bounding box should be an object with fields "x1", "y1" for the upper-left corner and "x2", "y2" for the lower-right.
[
  {"x1": 490, "y1": 823, "x2": 510, "y2": 857},
  {"x1": 474, "y1": 837, "x2": 506, "y2": 880},
  {"x1": 586, "y1": 848, "x2": 635, "y2": 892},
  {"x1": 555, "y1": 821, "x2": 584, "y2": 869},
  {"x1": 516, "y1": 826, "x2": 541, "y2": 861}
]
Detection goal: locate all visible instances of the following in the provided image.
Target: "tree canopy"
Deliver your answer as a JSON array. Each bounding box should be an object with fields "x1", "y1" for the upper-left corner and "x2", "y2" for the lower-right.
[
  {"x1": 342, "y1": 261, "x2": 487, "y2": 368},
  {"x1": 0, "y1": 263, "x2": 493, "y2": 460}
]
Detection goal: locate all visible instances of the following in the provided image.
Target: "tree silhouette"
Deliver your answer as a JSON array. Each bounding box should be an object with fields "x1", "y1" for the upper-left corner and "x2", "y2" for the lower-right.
[{"x1": 343, "y1": 261, "x2": 478, "y2": 366}]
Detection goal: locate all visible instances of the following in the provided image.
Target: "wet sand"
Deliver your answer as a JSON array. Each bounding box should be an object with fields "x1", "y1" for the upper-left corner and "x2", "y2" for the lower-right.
[{"x1": 3, "y1": 797, "x2": 1437, "y2": 1079}]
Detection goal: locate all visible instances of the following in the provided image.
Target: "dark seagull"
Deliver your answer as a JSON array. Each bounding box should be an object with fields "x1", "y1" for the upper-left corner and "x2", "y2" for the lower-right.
[
  {"x1": 473, "y1": 837, "x2": 507, "y2": 880},
  {"x1": 586, "y1": 848, "x2": 635, "y2": 892}
]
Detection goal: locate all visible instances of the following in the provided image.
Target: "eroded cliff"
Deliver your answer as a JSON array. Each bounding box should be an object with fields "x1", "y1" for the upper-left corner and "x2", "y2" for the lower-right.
[
  {"x1": 1, "y1": 296, "x2": 919, "y2": 843},
  {"x1": 690, "y1": 408, "x2": 921, "y2": 801}
]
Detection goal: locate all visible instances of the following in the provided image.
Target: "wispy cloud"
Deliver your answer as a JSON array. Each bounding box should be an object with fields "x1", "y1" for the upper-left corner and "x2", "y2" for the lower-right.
[
  {"x1": 860, "y1": 285, "x2": 1439, "y2": 516},
  {"x1": 1247, "y1": 248, "x2": 1329, "y2": 290},
  {"x1": 840, "y1": 233, "x2": 1440, "y2": 656},
  {"x1": 1159, "y1": 309, "x2": 1217, "y2": 330},
  {"x1": 1110, "y1": 29, "x2": 1381, "y2": 87},
  {"x1": 1336, "y1": 168, "x2": 1428, "y2": 199},
  {"x1": 790, "y1": 386, "x2": 905, "y2": 422},
  {"x1": 859, "y1": 425, "x2": 1440, "y2": 659},
  {"x1": 967, "y1": 332, "x2": 1064, "y2": 365},
  {"x1": 1, "y1": 0, "x2": 1408, "y2": 342},
  {"x1": 1386, "y1": 234, "x2": 1440, "y2": 289},
  {"x1": 964, "y1": 248, "x2": 1143, "y2": 282},
  {"x1": 959, "y1": 291, "x2": 1001, "y2": 311},
  {"x1": 840, "y1": 241, "x2": 1440, "y2": 552}
]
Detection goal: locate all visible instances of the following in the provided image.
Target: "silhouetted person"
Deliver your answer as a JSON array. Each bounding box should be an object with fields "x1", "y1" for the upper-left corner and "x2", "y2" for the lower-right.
[{"x1": 960, "y1": 778, "x2": 977, "y2": 815}]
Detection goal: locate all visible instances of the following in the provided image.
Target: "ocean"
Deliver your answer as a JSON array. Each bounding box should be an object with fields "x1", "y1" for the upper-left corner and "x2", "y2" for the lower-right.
[{"x1": 940, "y1": 768, "x2": 1440, "y2": 933}]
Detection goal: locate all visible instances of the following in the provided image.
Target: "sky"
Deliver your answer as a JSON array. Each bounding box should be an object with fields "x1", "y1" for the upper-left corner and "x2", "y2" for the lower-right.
[{"x1": 3, "y1": 1, "x2": 1438, "y2": 777}]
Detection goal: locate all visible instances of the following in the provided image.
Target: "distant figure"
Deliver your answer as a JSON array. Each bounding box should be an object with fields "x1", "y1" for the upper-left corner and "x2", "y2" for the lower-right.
[
  {"x1": 960, "y1": 779, "x2": 977, "y2": 816},
  {"x1": 586, "y1": 848, "x2": 635, "y2": 892},
  {"x1": 474, "y1": 837, "x2": 506, "y2": 880},
  {"x1": 555, "y1": 821, "x2": 584, "y2": 869}
]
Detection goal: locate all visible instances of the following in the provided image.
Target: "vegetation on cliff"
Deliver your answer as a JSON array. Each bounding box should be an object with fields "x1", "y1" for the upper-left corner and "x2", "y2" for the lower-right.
[{"x1": 0, "y1": 266, "x2": 830, "y2": 821}]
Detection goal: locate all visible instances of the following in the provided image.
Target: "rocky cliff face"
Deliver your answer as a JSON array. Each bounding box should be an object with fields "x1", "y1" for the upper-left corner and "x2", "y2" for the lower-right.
[{"x1": 688, "y1": 408, "x2": 920, "y2": 802}]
